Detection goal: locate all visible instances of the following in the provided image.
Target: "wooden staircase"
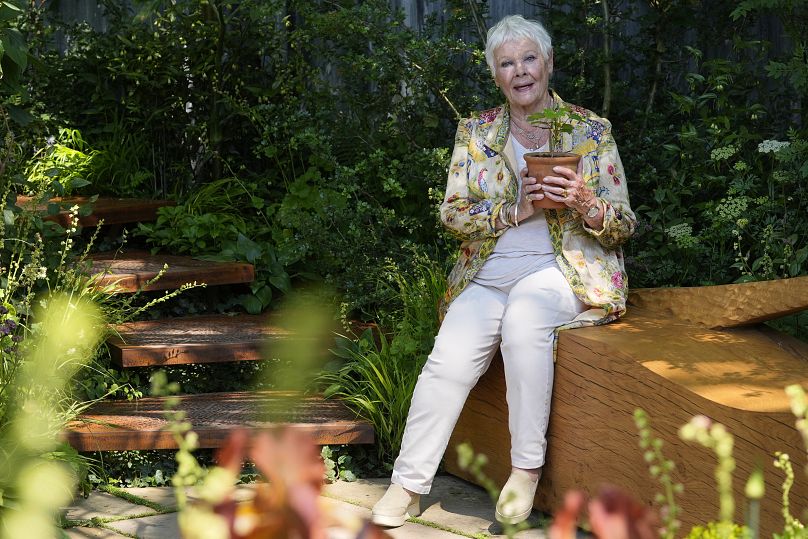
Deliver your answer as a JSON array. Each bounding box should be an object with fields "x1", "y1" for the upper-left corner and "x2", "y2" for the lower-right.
[{"x1": 28, "y1": 196, "x2": 374, "y2": 451}]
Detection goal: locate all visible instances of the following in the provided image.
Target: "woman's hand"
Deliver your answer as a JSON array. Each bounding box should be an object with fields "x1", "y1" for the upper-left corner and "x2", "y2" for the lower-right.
[
  {"x1": 540, "y1": 160, "x2": 591, "y2": 210},
  {"x1": 516, "y1": 166, "x2": 541, "y2": 222},
  {"x1": 541, "y1": 162, "x2": 605, "y2": 230}
]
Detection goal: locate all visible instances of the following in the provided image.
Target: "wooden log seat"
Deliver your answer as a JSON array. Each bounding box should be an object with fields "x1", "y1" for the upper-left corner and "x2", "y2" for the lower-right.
[{"x1": 445, "y1": 276, "x2": 808, "y2": 535}]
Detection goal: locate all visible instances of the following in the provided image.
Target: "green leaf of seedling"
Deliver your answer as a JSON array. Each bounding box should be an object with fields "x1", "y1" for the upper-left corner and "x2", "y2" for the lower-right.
[
  {"x1": 3, "y1": 208, "x2": 14, "y2": 226},
  {"x1": 47, "y1": 202, "x2": 60, "y2": 216}
]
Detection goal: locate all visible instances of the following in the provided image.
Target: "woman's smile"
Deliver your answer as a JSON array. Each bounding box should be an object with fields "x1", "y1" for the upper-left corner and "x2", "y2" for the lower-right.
[{"x1": 494, "y1": 37, "x2": 553, "y2": 117}]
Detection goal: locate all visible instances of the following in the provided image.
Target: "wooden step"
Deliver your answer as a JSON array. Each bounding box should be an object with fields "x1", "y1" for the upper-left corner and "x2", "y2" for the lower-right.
[
  {"x1": 65, "y1": 391, "x2": 374, "y2": 452},
  {"x1": 15, "y1": 195, "x2": 173, "y2": 227},
  {"x1": 90, "y1": 251, "x2": 254, "y2": 292},
  {"x1": 107, "y1": 314, "x2": 289, "y2": 367}
]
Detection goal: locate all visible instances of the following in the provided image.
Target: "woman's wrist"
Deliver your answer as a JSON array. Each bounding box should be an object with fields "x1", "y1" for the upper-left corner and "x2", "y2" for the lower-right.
[
  {"x1": 497, "y1": 201, "x2": 520, "y2": 229},
  {"x1": 578, "y1": 197, "x2": 606, "y2": 231},
  {"x1": 576, "y1": 197, "x2": 601, "y2": 217}
]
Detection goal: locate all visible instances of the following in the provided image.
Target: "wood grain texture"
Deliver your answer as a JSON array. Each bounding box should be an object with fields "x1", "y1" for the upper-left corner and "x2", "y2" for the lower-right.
[
  {"x1": 89, "y1": 250, "x2": 254, "y2": 292},
  {"x1": 445, "y1": 307, "x2": 808, "y2": 536},
  {"x1": 65, "y1": 391, "x2": 374, "y2": 451},
  {"x1": 15, "y1": 196, "x2": 173, "y2": 227},
  {"x1": 107, "y1": 314, "x2": 294, "y2": 367},
  {"x1": 629, "y1": 276, "x2": 808, "y2": 328}
]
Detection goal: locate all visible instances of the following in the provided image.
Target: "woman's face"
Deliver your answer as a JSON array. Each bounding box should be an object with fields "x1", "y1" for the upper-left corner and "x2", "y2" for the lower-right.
[{"x1": 493, "y1": 38, "x2": 553, "y2": 114}]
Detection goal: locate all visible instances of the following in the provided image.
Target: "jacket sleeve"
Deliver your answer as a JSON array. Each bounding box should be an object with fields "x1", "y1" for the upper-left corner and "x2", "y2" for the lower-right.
[
  {"x1": 582, "y1": 120, "x2": 636, "y2": 250},
  {"x1": 439, "y1": 119, "x2": 509, "y2": 242}
]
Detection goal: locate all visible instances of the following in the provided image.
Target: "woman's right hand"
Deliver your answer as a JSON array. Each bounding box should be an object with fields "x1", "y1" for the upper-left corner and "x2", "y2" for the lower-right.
[{"x1": 517, "y1": 167, "x2": 542, "y2": 222}]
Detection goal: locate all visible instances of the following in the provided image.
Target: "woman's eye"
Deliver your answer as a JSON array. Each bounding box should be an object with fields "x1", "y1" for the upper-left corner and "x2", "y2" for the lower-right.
[
  {"x1": 524, "y1": 55, "x2": 536, "y2": 62},
  {"x1": 500, "y1": 60, "x2": 513, "y2": 68}
]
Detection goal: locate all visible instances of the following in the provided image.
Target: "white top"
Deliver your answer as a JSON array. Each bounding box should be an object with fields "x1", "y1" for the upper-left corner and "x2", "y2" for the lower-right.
[{"x1": 472, "y1": 137, "x2": 555, "y2": 289}]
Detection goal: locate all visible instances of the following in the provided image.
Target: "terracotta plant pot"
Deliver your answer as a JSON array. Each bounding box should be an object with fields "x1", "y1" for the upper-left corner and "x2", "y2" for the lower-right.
[{"x1": 524, "y1": 152, "x2": 582, "y2": 209}]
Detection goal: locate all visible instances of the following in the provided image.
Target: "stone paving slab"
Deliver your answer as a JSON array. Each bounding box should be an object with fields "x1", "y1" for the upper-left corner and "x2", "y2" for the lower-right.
[
  {"x1": 65, "y1": 527, "x2": 128, "y2": 538},
  {"x1": 104, "y1": 512, "x2": 180, "y2": 539},
  {"x1": 323, "y1": 475, "x2": 548, "y2": 538},
  {"x1": 65, "y1": 491, "x2": 159, "y2": 521},
  {"x1": 323, "y1": 497, "x2": 467, "y2": 538},
  {"x1": 125, "y1": 483, "x2": 258, "y2": 510},
  {"x1": 63, "y1": 475, "x2": 549, "y2": 538}
]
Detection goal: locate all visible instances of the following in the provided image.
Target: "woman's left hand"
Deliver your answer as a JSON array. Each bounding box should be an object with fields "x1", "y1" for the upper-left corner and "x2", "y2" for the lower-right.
[{"x1": 541, "y1": 163, "x2": 595, "y2": 214}]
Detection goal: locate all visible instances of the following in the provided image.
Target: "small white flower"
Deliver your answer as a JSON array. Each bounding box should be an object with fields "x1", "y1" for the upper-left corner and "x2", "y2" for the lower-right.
[{"x1": 757, "y1": 140, "x2": 790, "y2": 154}]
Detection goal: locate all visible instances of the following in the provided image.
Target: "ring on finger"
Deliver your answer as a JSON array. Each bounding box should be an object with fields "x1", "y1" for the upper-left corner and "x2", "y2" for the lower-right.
[{"x1": 561, "y1": 188, "x2": 568, "y2": 198}]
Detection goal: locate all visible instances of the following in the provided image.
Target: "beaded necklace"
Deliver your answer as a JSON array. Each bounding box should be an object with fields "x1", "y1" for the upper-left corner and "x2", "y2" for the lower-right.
[{"x1": 510, "y1": 116, "x2": 548, "y2": 150}]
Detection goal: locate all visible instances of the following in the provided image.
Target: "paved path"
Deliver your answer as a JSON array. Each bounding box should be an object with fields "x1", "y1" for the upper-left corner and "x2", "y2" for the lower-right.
[{"x1": 62, "y1": 475, "x2": 549, "y2": 538}]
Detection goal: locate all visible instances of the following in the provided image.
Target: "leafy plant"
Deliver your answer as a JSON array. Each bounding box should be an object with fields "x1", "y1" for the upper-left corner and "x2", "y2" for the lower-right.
[
  {"x1": 633, "y1": 384, "x2": 808, "y2": 539},
  {"x1": 321, "y1": 445, "x2": 357, "y2": 483},
  {"x1": 633, "y1": 409, "x2": 683, "y2": 539},
  {"x1": 24, "y1": 128, "x2": 96, "y2": 195},
  {"x1": 527, "y1": 104, "x2": 585, "y2": 156},
  {"x1": 320, "y1": 256, "x2": 447, "y2": 465},
  {"x1": 0, "y1": 294, "x2": 103, "y2": 535},
  {"x1": 0, "y1": 0, "x2": 27, "y2": 95}
]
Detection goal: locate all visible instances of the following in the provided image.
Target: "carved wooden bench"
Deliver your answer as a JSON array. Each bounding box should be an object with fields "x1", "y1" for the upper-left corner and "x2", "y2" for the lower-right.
[{"x1": 446, "y1": 276, "x2": 808, "y2": 535}]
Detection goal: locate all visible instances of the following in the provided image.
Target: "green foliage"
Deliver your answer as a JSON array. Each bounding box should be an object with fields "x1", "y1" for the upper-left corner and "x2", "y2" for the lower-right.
[
  {"x1": 321, "y1": 328, "x2": 421, "y2": 466},
  {"x1": 0, "y1": 0, "x2": 27, "y2": 94},
  {"x1": 624, "y1": 46, "x2": 808, "y2": 287},
  {"x1": 87, "y1": 450, "x2": 179, "y2": 488},
  {"x1": 731, "y1": 1, "x2": 808, "y2": 97},
  {"x1": 635, "y1": 386, "x2": 808, "y2": 539},
  {"x1": 24, "y1": 128, "x2": 95, "y2": 195},
  {"x1": 527, "y1": 104, "x2": 585, "y2": 155},
  {"x1": 320, "y1": 445, "x2": 357, "y2": 483},
  {"x1": 0, "y1": 294, "x2": 102, "y2": 535},
  {"x1": 634, "y1": 409, "x2": 683, "y2": 539},
  {"x1": 686, "y1": 522, "x2": 750, "y2": 539},
  {"x1": 319, "y1": 256, "x2": 447, "y2": 465}
]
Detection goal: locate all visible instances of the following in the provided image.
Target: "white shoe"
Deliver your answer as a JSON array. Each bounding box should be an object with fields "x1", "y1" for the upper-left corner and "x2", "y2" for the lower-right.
[
  {"x1": 371, "y1": 484, "x2": 421, "y2": 528},
  {"x1": 495, "y1": 469, "x2": 540, "y2": 525}
]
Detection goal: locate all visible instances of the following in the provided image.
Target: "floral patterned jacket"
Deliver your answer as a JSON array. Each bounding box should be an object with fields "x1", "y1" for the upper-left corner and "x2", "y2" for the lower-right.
[{"x1": 439, "y1": 91, "x2": 636, "y2": 331}]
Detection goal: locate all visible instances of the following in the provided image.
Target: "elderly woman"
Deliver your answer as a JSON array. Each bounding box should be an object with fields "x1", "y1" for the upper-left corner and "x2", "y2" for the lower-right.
[{"x1": 371, "y1": 14, "x2": 635, "y2": 527}]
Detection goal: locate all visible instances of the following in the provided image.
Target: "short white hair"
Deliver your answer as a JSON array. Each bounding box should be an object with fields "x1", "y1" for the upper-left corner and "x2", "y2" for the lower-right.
[{"x1": 485, "y1": 15, "x2": 552, "y2": 77}]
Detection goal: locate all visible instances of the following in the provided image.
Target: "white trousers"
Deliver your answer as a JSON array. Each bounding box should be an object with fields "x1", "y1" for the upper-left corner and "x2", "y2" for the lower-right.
[{"x1": 390, "y1": 263, "x2": 586, "y2": 494}]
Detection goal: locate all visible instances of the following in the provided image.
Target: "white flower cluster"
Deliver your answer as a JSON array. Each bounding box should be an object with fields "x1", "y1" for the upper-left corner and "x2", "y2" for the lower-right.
[
  {"x1": 757, "y1": 140, "x2": 790, "y2": 154},
  {"x1": 665, "y1": 223, "x2": 699, "y2": 249},
  {"x1": 710, "y1": 145, "x2": 737, "y2": 161}
]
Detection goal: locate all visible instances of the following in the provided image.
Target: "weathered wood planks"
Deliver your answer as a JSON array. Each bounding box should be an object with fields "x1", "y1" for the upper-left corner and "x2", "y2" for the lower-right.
[
  {"x1": 15, "y1": 195, "x2": 173, "y2": 227},
  {"x1": 107, "y1": 314, "x2": 292, "y2": 367},
  {"x1": 66, "y1": 391, "x2": 374, "y2": 452},
  {"x1": 89, "y1": 251, "x2": 254, "y2": 292}
]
